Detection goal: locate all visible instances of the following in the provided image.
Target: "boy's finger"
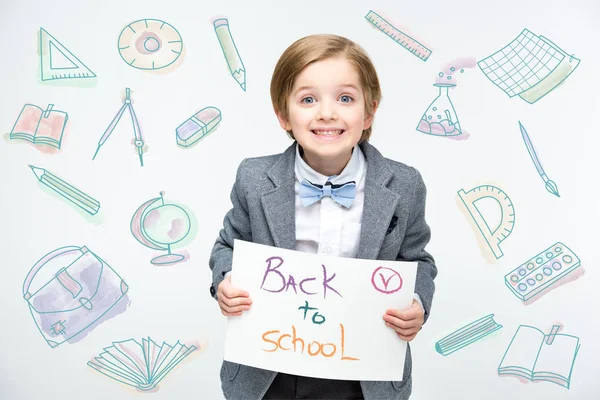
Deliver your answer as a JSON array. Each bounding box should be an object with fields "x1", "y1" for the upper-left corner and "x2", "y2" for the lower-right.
[
  {"x1": 383, "y1": 314, "x2": 418, "y2": 329},
  {"x1": 221, "y1": 286, "x2": 250, "y2": 299},
  {"x1": 396, "y1": 331, "x2": 418, "y2": 342},
  {"x1": 220, "y1": 302, "x2": 251, "y2": 314},
  {"x1": 220, "y1": 306, "x2": 242, "y2": 317},
  {"x1": 386, "y1": 308, "x2": 420, "y2": 321},
  {"x1": 221, "y1": 296, "x2": 252, "y2": 307},
  {"x1": 386, "y1": 323, "x2": 420, "y2": 336}
]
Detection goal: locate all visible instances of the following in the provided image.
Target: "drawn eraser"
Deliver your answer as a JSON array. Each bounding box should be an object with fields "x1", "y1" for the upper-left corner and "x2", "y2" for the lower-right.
[{"x1": 176, "y1": 106, "x2": 222, "y2": 147}]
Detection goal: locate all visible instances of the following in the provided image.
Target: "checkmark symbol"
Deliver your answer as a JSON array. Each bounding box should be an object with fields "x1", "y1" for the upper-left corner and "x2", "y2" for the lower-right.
[
  {"x1": 371, "y1": 266, "x2": 403, "y2": 294},
  {"x1": 379, "y1": 273, "x2": 394, "y2": 289}
]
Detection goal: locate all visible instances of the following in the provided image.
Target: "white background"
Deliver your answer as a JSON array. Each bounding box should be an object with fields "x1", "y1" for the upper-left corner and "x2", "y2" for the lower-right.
[{"x1": 0, "y1": 0, "x2": 598, "y2": 399}]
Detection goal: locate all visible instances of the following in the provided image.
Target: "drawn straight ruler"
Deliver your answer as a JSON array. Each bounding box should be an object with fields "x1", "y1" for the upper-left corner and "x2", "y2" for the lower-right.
[
  {"x1": 365, "y1": 10, "x2": 432, "y2": 61},
  {"x1": 30, "y1": 165, "x2": 100, "y2": 215}
]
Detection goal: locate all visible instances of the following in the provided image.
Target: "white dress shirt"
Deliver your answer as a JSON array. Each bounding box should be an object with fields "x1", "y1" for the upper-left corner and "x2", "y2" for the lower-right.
[
  {"x1": 294, "y1": 144, "x2": 366, "y2": 257},
  {"x1": 294, "y1": 144, "x2": 423, "y2": 312}
]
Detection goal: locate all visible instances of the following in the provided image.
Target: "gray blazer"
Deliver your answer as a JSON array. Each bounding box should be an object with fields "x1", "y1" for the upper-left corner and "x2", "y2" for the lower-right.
[{"x1": 209, "y1": 141, "x2": 437, "y2": 400}]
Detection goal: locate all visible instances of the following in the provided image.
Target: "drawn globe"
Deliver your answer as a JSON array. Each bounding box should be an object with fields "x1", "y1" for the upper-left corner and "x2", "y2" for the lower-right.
[
  {"x1": 143, "y1": 204, "x2": 191, "y2": 245},
  {"x1": 131, "y1": 192, "x2": 192, "y2": 265}
]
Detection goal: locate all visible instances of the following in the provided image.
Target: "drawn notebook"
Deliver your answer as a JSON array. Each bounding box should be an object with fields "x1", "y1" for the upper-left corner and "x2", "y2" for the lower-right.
[
  {"x1": 88, "y1": 337, "x2": 197, "y2": 390},
  {"x1": 498, "y1": 325, "x2": 580, "y2": 388},
  {"x1": 10, "y1": 104, "x2": 68, "y2": 149}
]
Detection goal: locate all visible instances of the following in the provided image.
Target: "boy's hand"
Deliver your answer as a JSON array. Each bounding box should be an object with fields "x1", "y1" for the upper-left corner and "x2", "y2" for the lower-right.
[
  {"x1": 383, "y1": 299, "x2": 424, "y2": 342},
  {"x1": 217, "y1": 274, "x2": 252, "y2": 317}
]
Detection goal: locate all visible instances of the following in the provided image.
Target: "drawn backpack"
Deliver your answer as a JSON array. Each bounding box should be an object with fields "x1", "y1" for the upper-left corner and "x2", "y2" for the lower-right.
[{"x1": 23, "y1": 245, "x2": 129, "y2": 348}]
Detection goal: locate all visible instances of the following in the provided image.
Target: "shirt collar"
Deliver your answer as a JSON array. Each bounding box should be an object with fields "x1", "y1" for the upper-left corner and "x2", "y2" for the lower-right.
[{"x1": 294, "y1": 143, "x2": 365, "y2": 186}]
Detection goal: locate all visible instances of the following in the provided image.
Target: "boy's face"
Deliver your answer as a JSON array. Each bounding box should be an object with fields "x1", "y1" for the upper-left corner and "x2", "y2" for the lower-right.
[{"x1": 276, "y1": 56, "x2": 375, "y2": 172}]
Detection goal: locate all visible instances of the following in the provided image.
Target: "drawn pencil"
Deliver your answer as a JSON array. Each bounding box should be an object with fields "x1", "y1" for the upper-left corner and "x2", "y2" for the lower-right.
[
  {"x1": 214, "y1": 18, "x2": 246, "y2": 91},
  {"x1": 30, "y1": 165, "x2": 100, "y2": 215}
]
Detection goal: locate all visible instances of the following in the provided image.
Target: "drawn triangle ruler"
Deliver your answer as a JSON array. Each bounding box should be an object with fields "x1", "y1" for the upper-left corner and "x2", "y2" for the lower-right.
[{"x1": 39, "y1": 27, "x2": 96, "y2": 81}]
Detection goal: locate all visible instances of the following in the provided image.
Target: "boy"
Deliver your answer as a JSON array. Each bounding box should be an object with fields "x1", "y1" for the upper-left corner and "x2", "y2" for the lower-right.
[{"x1": 209, "y1": 34, "x2": 437, "y2": 400}]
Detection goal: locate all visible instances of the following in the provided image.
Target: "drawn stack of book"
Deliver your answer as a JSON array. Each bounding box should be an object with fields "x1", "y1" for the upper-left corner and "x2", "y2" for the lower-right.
[{"x1": 435, "y1": 314, "x2": 503, "y2": 356}]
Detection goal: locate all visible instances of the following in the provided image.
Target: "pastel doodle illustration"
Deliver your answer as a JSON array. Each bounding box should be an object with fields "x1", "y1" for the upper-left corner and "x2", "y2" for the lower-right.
[
  {"x1": 30, "y1": 165, "x2": 100, "y2": 215},
  {"x1": 364, "y1": 10, "x2": 432, "y2": 62},
  {"x1": 416, "y1": 58, "x2": 476, "y2": 140},
  {"x1": 10, "y1": 103, "x2": 68, "y2": 149},
  {"x1": 417, "y1": 83, "x2": 462, "y2": 137},
  {"x1": 505, "y1": 242, "x2": 582, "y2": 303},
  {"x1": 39, "y1": 27, "x2": 96, "y2": 81},
  {"x1": 88, "y1": 337, "x2": 197, "y2": 391},
  {"x1": 176, "y1": 106, "x2": 222, "y2": 148},
  {"x1": 118, "y1": 19, "x2": 183, "y2": 71},
  {"x1": 435, "y1": 314, "x2": 502, "y2": 356},
  {"x1": 498, "y1": 324, "x2": 580, "y2": 389},
  {"x1": 518, "y1": 121, "x2": 560, "y2": 197},
  {"x1": 478, "y1": 28, "x2": 580, "y2": 104},
  {"x1": 23, "y1": 245, "x2": 129, "y2": 348},
  {"x1": 213, "y1": 18, "x2": 246, "y2": 91},
  {"x1": 457, "y1": 185, "x2": 515, "y2": 260},
  {"x1": 93, "y1": 88, "x2": 145, "y2": 167},
  {"x1": 131, "y1": 191, "x2": 192, "y2": 265},
  {"x1": 371, "y1": 266, "x2": 403, "y2": 294}
]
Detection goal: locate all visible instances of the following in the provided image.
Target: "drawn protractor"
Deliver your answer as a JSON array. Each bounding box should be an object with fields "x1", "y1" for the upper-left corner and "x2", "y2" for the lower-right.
[
  {"x1": 458, "y1": 185, "x2": 515, "y2": 259},
  {"x1": 118, "y1": 19, "x2": 183, "y2": 70}
]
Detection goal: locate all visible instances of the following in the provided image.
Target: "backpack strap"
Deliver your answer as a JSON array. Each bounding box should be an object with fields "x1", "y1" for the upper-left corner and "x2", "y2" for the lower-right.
[{"x1": 23, "y1": 246, "x2": 87, "y2": 300}]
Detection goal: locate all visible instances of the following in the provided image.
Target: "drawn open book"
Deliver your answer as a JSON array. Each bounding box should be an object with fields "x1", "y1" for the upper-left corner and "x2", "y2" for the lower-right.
[
  {"x1": 88, "y1": 337, "x2": 197, "y2": 391},
  {"x1": 10, "y1": 103, "x2": 68, "y2": 149},
  {"x1": 498, "y1": 324, "x2": 580, "y2": 389}
]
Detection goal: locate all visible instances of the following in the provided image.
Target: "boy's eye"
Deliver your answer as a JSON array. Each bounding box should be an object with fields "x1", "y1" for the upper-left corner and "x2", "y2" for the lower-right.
[
  {"x1": 340, "y1": 95, "x2": 353, "y2": 103},
  {"x1": 301, "y1": 96, "x2": 315, "y2": 104}
]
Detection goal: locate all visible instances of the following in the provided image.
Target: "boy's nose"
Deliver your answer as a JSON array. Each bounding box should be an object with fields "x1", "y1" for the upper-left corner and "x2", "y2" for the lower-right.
[{"x1": 316, "y1": 102, "x2": 338, "y2": 120}]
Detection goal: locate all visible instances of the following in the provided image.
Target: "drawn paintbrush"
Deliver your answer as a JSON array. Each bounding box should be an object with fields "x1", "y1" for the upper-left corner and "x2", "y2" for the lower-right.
[{"x1": 518, "y1": 121, "x2": 560, "y2": 197}]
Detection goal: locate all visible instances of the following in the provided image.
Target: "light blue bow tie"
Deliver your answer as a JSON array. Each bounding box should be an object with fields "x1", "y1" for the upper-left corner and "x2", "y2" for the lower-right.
[{"x1": 299, "y1": 179, "x2": 357, "y2": 208}]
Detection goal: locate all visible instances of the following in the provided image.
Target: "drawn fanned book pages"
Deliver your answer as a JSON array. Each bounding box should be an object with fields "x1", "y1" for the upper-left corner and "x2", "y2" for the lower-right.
[
  {"x1": 87, "y1": 337, "x2": 197, "y2": 391},
  {"x1": 498, "y1": 325, "x2": 580, "y2": 388}
]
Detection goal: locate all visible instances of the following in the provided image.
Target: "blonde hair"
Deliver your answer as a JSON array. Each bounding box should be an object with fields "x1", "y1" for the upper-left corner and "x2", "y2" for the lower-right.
[{"x1": 270, "y1": 34, "x2": 382, "y2": 142}]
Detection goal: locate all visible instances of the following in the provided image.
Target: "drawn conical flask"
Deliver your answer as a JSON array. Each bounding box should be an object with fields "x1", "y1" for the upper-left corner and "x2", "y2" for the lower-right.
[{"x1": 416, "y1": 83, "x2": 462, "y2": 136}]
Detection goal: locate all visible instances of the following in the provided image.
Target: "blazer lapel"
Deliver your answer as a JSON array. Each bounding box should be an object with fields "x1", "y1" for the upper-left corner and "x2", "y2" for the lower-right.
[
  {"x1": 356, "y1": 142, "x2": 400, "y2": 260},
  {"x1": 261, "y1": 143, "x2": 297, "y2": 251},
  {"x1": 260, "y1": 141, "x2": 400, "y2": 258}
]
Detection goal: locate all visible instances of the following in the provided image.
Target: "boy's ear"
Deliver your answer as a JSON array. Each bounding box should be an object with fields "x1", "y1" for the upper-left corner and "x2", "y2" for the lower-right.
[
  {"x1": 275, "y1": 110, "x2": 292, "y2": 131},
  {"x1": 363, "y1": 100, "x2": 378, "y2": 129}
]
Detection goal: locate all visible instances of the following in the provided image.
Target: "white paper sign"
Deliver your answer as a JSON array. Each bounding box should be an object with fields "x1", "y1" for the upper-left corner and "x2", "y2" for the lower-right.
[{"x1": 223, "y1": 239, "x2": 418, "y2": 381}]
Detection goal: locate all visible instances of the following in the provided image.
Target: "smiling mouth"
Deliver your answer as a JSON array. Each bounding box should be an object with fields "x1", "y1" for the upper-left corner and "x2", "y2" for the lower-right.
[{"x1": 311, "y1": 129, "x2": 345, "y2": 136}]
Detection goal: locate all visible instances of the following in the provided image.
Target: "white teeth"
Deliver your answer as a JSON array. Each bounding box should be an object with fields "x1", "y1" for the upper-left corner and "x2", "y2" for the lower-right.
[{"x1": 313, "y1": 130, "x2": 343, "y2": 136}]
